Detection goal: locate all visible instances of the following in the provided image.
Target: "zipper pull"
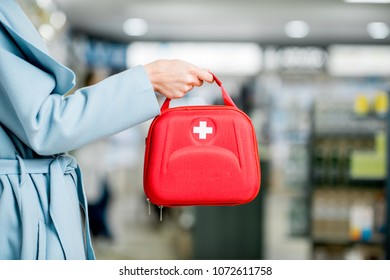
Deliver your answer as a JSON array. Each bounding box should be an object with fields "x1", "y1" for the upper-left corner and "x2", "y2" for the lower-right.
[
  {"x1": 158, "y1": 206, "x2": 164, "y2": 222},
  {"x1": 146, "y1": 198, "x2": 151, "y2": 215}
]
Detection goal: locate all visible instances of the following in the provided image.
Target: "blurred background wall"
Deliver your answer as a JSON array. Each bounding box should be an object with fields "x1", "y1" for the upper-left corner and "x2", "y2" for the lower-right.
[{"x1": 17, "y1": 0, "x2": 390, "y2": 260}]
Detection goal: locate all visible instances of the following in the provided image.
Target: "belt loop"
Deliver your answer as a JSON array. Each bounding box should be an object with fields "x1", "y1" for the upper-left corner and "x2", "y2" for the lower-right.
[{"x1": 16, "y1": 154, "x2": 26, "y2": 187}]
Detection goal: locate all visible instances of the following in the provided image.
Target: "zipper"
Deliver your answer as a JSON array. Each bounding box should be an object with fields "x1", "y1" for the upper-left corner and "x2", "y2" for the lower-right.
[
  {"x1": 158, "y1": 206, "x2": 164, "y2": 222},
  {"x1": 146, "y1": 198, "x2": 151, "y2": 216},
  {"x1": 146, "y1": 197, "x2": 164, "y2": 222}
]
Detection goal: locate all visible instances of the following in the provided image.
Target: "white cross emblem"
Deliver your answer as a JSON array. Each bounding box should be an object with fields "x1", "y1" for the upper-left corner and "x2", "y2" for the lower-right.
[{"x1": 193, "y1": 121, "x2": 213, "y2": 140}]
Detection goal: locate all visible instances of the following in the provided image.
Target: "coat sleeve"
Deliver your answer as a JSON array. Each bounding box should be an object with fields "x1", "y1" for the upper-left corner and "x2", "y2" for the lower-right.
[{"x1": 0, "y1": 30, "x2": 160, "y2": 156}]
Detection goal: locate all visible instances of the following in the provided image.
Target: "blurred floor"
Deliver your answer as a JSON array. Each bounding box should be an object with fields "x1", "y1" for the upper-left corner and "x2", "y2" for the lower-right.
[
  {"x1": 92, "y1": 223, "x2": 186, "y2": 260},
  {"x1": 87, "y1": 168, "x2": 192, "y2": 260}
]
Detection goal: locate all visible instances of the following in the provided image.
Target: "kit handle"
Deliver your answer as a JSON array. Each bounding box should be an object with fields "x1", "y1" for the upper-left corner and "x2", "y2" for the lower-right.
[{"x1": 160, "y1": 73, "x2": 236, "y2": 111}]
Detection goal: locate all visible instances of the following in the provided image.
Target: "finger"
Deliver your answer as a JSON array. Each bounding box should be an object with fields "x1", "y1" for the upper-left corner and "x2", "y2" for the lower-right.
[
  {"x1": 195, "y1": 68, "x2": 214, "y2": 83},
  {"x1": 192, "y1": 77, "x2": 204, "y2": 87},
  {"x1": 182, "y1": 84, "x2": 194, "y2": 94}
]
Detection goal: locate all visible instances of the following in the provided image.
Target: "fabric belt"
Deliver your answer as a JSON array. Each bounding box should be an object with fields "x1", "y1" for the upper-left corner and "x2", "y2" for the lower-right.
[{"x1": 0, "y1": 154, "x2": 95, "y2": 260}]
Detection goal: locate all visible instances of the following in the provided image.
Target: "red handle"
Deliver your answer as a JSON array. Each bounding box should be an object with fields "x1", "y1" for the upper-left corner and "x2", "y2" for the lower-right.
[{"x1": 161, "y1": 73, "x2": 236, "y2": 111}]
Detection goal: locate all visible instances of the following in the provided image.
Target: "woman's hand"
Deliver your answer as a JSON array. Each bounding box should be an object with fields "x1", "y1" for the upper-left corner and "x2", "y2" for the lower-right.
[{"x1": 144, "y1": 59, "x2": 214, "y2": 99}]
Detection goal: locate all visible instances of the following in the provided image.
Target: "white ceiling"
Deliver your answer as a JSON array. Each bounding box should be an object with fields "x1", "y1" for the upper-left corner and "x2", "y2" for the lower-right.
[{"x1": 53, "y1": 0, "x2": 390, "y2": 45}]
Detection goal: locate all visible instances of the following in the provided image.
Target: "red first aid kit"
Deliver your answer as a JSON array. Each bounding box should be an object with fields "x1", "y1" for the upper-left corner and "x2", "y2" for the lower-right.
[{"x1": 143, "y1": 74, "x2": 260, "y2": 218}]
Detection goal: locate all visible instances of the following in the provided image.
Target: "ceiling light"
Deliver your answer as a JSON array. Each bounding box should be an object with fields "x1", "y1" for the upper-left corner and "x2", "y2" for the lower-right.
[
  {"x1": 284, "y1": 20, "x2": 310, "y2": 38},
  {"x1": 344, "y1": 0, "x2": 390, "y2": 3},
  {"x1": 50, "y1": 11, "x2": 67, "y2": 30},
  {"x1": 367, "y1": 22, "x2": 389, "y2": 39},
  {"x1": 123, "y1": 18, "x2": 148, "y2": 36},
  {"x1": 35, "y1": 0, "x2": 53, "y2": 9},
  {"x1": 38, "y1": 24, "x2": 55, "y2": 41}
]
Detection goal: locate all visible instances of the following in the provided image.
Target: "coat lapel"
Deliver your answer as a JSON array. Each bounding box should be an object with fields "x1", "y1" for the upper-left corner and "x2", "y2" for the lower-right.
[{"x1": 0, "y1": 1, "x2": 75, "y2": 95}]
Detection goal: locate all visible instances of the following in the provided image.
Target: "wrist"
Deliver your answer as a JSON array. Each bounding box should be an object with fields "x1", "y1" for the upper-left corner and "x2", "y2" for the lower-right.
[{"x1": 144, "y1": 61, "x2": 160, "y2": 92}]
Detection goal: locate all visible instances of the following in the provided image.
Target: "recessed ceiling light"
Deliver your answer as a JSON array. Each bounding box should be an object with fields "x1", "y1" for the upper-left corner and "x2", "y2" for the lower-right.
[
  {"x1": 35, "y1": 0, "x2": 53, "y2": 9},
  {"x1": 367, "y1": 22, "x2": 389, "y2": 39},
  {"x1": 344, "y1": 0, "x2": 390, "y2": 3},
  {"x1": 39, "y1": 24, "x2": 55, "y2": 41},
  {"x1": 50, "y1": 11, "x2": 67, "y2": 30},
  {"x1": 123, "y1": 18, "x2": 148, "y2": 36},
  {"x1": 285, "y1": 20, "x2": 310, "y2": 38}
]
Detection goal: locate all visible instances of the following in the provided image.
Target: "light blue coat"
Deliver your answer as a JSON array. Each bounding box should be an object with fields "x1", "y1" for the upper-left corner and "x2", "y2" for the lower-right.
[{"x1": 0, "y1": 0, "x2": 160, "y2": 259}]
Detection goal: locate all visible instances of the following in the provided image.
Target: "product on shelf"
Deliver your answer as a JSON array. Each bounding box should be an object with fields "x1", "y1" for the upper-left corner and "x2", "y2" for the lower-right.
[
  {"x1": 349, "y1": 132, "x2": 386, "y2": 180},
  {"x1": 312, "y1": 189, "x2": 385, "y2": 243},
  {"x1": 354, "y1": 94, "x2": 370, "y2": 116},
  {"x1": 374, "y1": 91, "x2": 389, "y2": 116}
]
